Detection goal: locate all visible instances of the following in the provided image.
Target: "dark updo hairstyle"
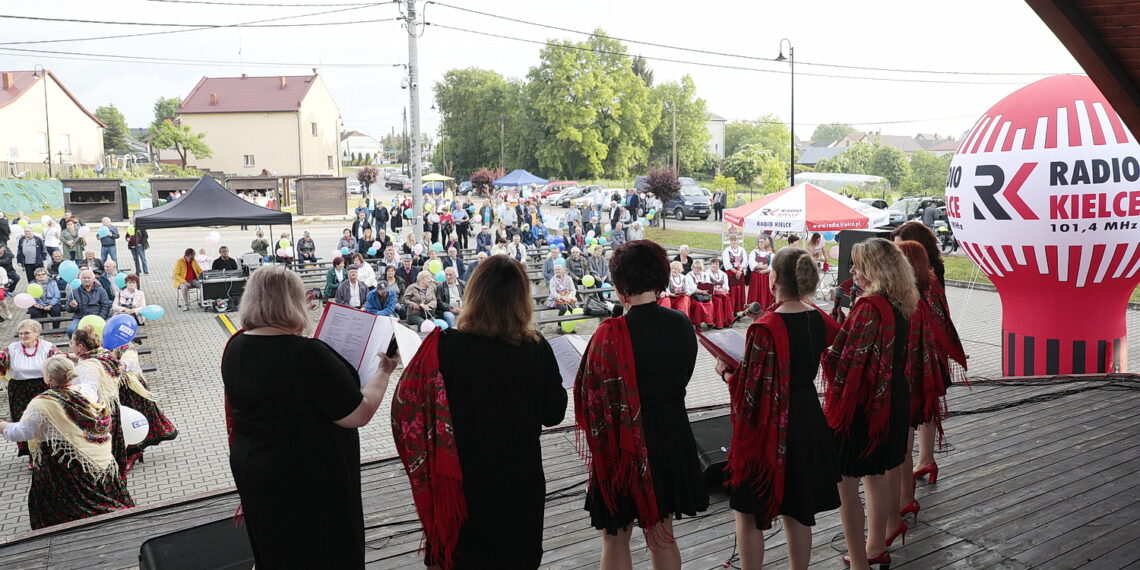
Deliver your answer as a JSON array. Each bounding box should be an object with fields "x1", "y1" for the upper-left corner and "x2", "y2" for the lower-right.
[
  {"x1": 72, "y1": 326, "x2": 103, "y2": 351},
  {"x1": 609, "y1": 240, "x2": 670, "y2": 297},
  {"x1": 771, "y1": 247, "x2": 819, "y2": 300},
  {"x1": 890, "y1": 221, "x2": 943, "y2": 279},
  {"x1": 184, "y1": 248, "x2": 196, "y2": 257}
]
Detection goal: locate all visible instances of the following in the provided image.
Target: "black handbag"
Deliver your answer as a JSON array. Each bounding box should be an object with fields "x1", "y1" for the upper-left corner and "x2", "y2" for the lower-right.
[
  {"x1": 584, "y1": 295, "x2": 609, "y2": 316},
  {"x1": 692, "y1": 292, "x2": 712, "y2": 303}
]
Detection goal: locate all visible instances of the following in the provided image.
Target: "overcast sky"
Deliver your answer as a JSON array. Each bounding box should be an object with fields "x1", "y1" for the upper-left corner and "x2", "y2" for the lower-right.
[{"x1": 0, "y1": 0, "x2": 1082, "y2": 144}]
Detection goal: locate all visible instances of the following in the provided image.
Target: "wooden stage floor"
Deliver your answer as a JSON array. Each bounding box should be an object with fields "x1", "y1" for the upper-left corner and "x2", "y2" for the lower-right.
[{"x1": 2, "y1": 374, "x2": 1139, "y2": 569}]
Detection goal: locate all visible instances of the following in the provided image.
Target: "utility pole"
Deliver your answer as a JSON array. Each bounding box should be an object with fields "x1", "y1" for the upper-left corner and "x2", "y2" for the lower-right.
[
  {"x1": 34, "y1": 65, "x2": 52, "y2": 177},
  {"x1": 671, "y1": 103, "x2": 677, "y2": 172},
  {"x1": 500, "y1": 116, "x2": 505, "y2": 171},
  {"x1": 404, "y1": 0, "x2": 424, "y2": 239},
  {"x1": 402, "y1": 107, "x2": 408, "y2": 173}
]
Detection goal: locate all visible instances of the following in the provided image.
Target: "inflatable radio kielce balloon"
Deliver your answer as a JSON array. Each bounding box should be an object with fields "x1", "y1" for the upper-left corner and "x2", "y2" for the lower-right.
[
  {"x1": 120, "y1": 406, "x2": 149, "y2": 446},
  {"x1": 947, "y1": 75, "x2": 1140, "y2": 376},
  {"x1": 103, "y1": 314, "x2": 139, "y2": 350}
]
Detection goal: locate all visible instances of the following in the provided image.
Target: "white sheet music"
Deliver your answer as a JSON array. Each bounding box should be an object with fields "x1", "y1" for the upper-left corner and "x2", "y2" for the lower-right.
[
  {"x1": 548, "y1": 334, "x2": 591, "y2": 389},
  {"x1": 315, "y1": 303, "x2": 378, "y2": 377}
]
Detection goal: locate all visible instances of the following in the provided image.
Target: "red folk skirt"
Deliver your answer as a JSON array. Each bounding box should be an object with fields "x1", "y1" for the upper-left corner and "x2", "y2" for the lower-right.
[
  {"x1": 747, "y1": 271, "x2": 774, "y2": 311},
  {"x1": 727, "y1": 270, "x2": 747, "y2": 312},
  {"x1": 688, "y1": 296, "x2": 714, "y2": 326},
  {"x1": 710, "y1": 293, "x2": 733, "y2": 328},
  {"x1": 659, "y1": 294, "x2": 691, "y2": 316}
]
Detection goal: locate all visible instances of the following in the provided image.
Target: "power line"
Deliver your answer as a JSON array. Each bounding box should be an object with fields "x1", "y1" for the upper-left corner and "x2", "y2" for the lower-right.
[
  {"x1": 425, "y1": 22, "x2": 1028, "y2": 86},
  {"x1": 0, "y1": 46, "x2": 404, "y2": 69},
  {"x1": 0, "y1": 13, "x2": 396, "y2": 28},
  {"x1": 427, "y1": 1, "x2": 1070, "y2": 78},
  {"x1": 0, "y1": 4, "x2": 387, "y2": 46},
  {"x1": 147, "y1": 0, "x2": 378, "y2": 5}
]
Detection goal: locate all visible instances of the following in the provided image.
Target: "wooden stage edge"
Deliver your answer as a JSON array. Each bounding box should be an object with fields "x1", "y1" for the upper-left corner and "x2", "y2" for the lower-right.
[{"x1": 1, "y1": 376, "x2": 1139, "y2": 569}]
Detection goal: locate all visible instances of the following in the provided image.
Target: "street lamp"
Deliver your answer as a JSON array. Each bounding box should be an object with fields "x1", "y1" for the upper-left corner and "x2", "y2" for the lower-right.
[
  {"x1": 776, "y1": 39, "x2": 794, "y2": 186},
  {"x1": 31, "y1": 65, "x2": 52, "y2": 177}
]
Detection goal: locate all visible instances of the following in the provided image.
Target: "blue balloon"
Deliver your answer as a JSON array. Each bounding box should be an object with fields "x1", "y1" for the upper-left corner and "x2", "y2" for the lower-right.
[
  {"x1": 432, "y1": 243, "x2": 444, "y2": 252},
  {"x1": 599, "y1": 237, "x2": 608, "y2": 245},
  {"x1": 97, "y1": 226, "x2": 110, "y2": 238},
  {"x1": 823, "y1": 232, "x2": 836, "y2": 241},
  {"x1": 367, "y1": 247, "x2": 377, "y2": 256},
  {"x1": 340, "y1": 247, "x2": 350, "y2": 255},
  {"x1": 69, "y1": 278, "x2": 81, "y2": 290},
  {"x1": 59, "y1": 260, "x2": 79, "y2": 282},
  {"x1": 433, "y1": 318, "x2": 449, "y2": 330},
  {"x1": 115, "y1": 273, "x2": 127, "y2": 288},
  {"x1": 434, "y1": 271, "x2": 446, "y2": 282},
  {"x1": 102, "y1": 314, "x2": 139, "y2": 350},
  {"x1": 555, "y1": 257, "x2": 566, "y2": 266},
  {"x1": 139, "y1": 304, "x2": 165, "y2": 321}
]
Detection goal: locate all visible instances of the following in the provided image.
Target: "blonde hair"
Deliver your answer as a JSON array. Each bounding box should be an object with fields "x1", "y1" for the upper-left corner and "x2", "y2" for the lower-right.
[
  {"x1": 691, "y1": 259, "x2": 705, "y2": 271},
  {"x1": 17, "y1": 319, "x2": 42, "y2": 335},
  {"x1": 239, "y1": 266, "x2": 311, "y2": 334},
  {"x1": 852, "y1": 238, "x2": 918, "y2": 317},
  {"x1": 670, "y1": 260, "x2": 683, "y2": 272},
  {"x1": 458, "y1": 256, "x2": 539, "y2": 345},
  {"x1": 43, "y1": 355, "x2": 77, "y2": 387}
]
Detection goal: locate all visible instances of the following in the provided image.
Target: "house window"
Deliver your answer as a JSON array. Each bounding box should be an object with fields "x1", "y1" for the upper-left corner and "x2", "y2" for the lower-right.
[
  {"x1": 311, "y1": 122, "x2": 318, "y2": 137},
  {"x1": 244, "y1": 155, "x2": 256, "y2": 167},
  {"x1": 327, "y1": 155, "x2": 334, "y2": 169},
  {"x1": 38, "y1": 133, "x2": 47, "y2": 154},
  {"x1": 56, "y1": 134, "x2": 71, "y2": 156}
]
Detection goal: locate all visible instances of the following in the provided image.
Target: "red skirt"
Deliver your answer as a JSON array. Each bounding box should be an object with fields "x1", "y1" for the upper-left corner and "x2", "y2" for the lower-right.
[
  {"x1": 727, "y1": 271, "x2": 747, "y2": 312},
  {"x1": 747, "y1": 271, "x2": 774, "y2": 310},
  {"x1": 659, "y1": 294, "x2": 691, "y2": 316},
  {"x1": 688, "y1": 297, "x2": 714, "y2": 326},
  {"x1": 711, "y1": 293, "x2": 733, "y2": 328}
]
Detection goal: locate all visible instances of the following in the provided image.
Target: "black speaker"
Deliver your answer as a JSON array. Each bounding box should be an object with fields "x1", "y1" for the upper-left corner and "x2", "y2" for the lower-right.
[
  {"x1": 835, "y1": 228, "x2": 894, "y2": 304},
  {"x1": 140, "y1": 518, "x2": 254, "y2": 570},
  {"x1": 690, "y1": 415, "x2": 732, "y2": 488}
]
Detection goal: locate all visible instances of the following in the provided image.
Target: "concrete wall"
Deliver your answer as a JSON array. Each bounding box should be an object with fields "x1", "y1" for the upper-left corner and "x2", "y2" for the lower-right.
[
  {"x1": 297, "y1": 76, "x2": 342, "y2": 177},
  {"x1": 0, "y1": 74, "x2": 104, "y2": 171},
  {"x1": 706, "y1": 119, "x2": 726, "y2": 160}
]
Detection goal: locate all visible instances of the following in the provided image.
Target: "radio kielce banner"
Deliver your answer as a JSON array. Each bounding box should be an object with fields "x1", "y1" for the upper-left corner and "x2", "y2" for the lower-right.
[{"x1": 947, "y1": 75, "x2": 1140, "y2": 376}]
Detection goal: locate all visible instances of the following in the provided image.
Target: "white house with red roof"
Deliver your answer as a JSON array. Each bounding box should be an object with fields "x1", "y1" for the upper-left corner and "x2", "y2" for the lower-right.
[
  {"x1": 172, "y1": 73, "x2": 342, "y2": 176},
  {"x1": 0, "y1": 70, "x2": 105, "y2": 175}
]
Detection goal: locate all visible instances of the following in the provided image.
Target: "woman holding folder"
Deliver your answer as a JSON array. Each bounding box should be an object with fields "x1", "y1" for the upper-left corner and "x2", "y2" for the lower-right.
[
  {"x1": 714, "y1": 247, "x2": 841, "y2": 570},
  {"x1": 393, "y1": 255, "x2": 568, "y2": 569}
]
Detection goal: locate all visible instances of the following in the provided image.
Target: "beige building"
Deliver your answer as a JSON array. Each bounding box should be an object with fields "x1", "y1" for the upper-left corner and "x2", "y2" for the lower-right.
[
  {"x1": 0, "y1": 70, "x2": 105, "y2": 176},
  {"x1": 174, "y1": 73, "x2": 342, "y2": 176}
]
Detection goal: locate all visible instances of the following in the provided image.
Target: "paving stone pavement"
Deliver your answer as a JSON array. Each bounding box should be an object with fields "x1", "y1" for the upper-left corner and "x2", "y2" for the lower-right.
[{"x1": 0, "y1": 218, "x2": 1137, "y2": 540}]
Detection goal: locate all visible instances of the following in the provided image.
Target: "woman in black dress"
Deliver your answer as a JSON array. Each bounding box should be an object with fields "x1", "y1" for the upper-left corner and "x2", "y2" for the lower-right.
[
  {"x1": 221, "y1": 266, "x2": 396, "y2": 569},
  {"x1": 822, "y1": 238, "x2": 918, "y2": 570},
  {"x1": 393, "y1": 255, "x2": 567, "y2": 569},
  {"x1": 575, "y1": 240, "x2": 709, "y2": 570},
  {"x1": 716, "y1": 248, "x2": 841, "y2": 569}
]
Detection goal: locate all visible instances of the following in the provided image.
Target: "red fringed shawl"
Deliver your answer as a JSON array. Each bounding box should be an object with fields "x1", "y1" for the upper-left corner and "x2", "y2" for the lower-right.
[
  {"x1": 822, "y1": 295, "x2": 899, "y2": 457},
  {"x1": 391, "y1": 329, "x2": 467, "y2": 570},
  {"x1": 927, "y1": 280, "x2": 968, "y2": 380},
  {"x1": 726, "y1": 308, "x2": 838, "y2": 524},
  {"x1": 573, "y1": 317, "x2": 662, "y2": 533}
]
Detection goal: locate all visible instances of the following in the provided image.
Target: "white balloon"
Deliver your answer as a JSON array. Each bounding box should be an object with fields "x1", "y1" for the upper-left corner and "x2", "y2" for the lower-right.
[
  {"x1": 120, "y1": 405, "x2": 149, "y2": 446},
  {"x1": 419, "y1": 320, "x2": 436, "y2": 333}
]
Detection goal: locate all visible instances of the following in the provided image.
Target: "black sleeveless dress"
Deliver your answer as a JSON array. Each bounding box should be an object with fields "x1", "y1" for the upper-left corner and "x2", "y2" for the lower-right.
[
  {"x1": 834, "y1": 304, "x2": 910, "y2": 477},
  {"x1": 585, "y1": 302, "x2": 710, "y2": 533},
  {"x1": 729, "y1": 311, "x2": 841, "y2": 528}
]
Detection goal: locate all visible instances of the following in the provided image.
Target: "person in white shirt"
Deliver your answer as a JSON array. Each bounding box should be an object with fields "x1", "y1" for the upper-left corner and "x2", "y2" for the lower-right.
[
  {"x1": 685, "y1": 259, "x2": 714, "y2": 327},
  {"x1": 657, "y1": 260, "x2": 693, "y2": 315},
  {"x1": 546, "y1": 264, "x2": 578, "y2": 316},
  {"x1": 334, "y1": 266, "x2": 368, "y2": 309},
  {"x1": 707, "y1": 257, "x2": 733, "y2": 328},
  {"x1": 721, "y1": 234, "x2": 748, "y2": 313},
  {"x1": 351, "y1": 254, "x2": 377, "y2": 289},
  {"x1": 747, "y1": 234, "x2": 776, "y2": 310}
]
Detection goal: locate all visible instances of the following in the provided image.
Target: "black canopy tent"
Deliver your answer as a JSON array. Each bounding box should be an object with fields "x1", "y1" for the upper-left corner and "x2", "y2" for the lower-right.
[{"x1": 133, "y1": 175, "x2": 295, "y2": 259}]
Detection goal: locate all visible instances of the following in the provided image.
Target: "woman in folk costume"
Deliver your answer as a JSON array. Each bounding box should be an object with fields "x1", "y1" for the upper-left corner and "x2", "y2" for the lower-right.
[
  {"x1": 0, "y1": 355, "x2": 133, "y2": 529},
  {"x1": 576, "y1": 240, "x2": 709, "y2": 570},
  {"x1": 821, "y1": 238, "x2": 920, "y2": 570},
  {"x1": 69, "y1": 326, "x2": 131, "y2": 477},
  {"x1": 684, "y1": 259, "x2": 715, "y2": 327},
  {"x1": 112, "y1": 346, "x2": 179, "y2": 464},
  {"x1": 722, "y1": 234, "x2": 749, "y2": 312},
  {"x1": 0, "y1": 319, "x2": 58, "y2": 459},
  {"x1": 890, "y1": 241, "x2": 961, "y2": 531},
  {"x1": 393, "y1": 256, "x2": 567, "y2": 569},
  {"x1": 746, "y1": 234, "x2": 776, "y2": 310},
  {"x1": 657, "y1": 260, "x2": 693, "y2": 316},
  {"x1": 715, "y1": 248, "x2": 842, "y2": 570},
  {"x1": 706, "y1": 258, "x2": 734, "y2": 329}
]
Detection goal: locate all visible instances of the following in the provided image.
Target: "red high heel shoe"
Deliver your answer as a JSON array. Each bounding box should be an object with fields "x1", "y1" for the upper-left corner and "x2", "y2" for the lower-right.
[
  {"x1": 843, "y1": 552, "x2": 891, "y2": 569},
  {"x1": 913, "y1": 461, "x2": 939, "y2": 484},
  {"x1": 885, "y1": 520, "x2": 908, "y2": 547},
  {"x1": 900, "y1": 499, "x2": 921, "y2": 524}
]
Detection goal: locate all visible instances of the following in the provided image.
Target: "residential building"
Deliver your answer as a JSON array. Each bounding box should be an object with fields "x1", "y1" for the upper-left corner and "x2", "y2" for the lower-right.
[
  {"x1": 926, "y1": 139, "x2": 961, "y2": 157},
  {"x1": 340, "y1": 130, "x2": 382, "y2": 164},
  {"x1": 172, "y1": 73, "x2": 342, "y2": 176},
  {"x1": 914, "y1": 133, "x2": 945, "y2": 149},
  {"x1": 796, "y1": 146, "x2": 849, "y2": 167},
  {"x1": 706, "y1": 112, "x2": 727, "y2": 159},
  {"x1": 830, "y1": 132, "x2": 925, "y2": 154},
  {"x1": 0, "y1": 70, "x2": 104, "y2": 176}
]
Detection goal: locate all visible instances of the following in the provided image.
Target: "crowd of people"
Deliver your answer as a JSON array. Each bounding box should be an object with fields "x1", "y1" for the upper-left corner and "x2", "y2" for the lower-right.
[{"x1": 213, "y1": 219, "x2": 965, "y2": 570}]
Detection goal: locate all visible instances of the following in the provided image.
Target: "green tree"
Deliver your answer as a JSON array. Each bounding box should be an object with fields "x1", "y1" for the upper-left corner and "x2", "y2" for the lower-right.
[
  {"x1": 810, "y1": 123, "x2": 857, "y2": 145},
  {"x1": 151, "y1": 96, "x2": 182, "y2": 129},
  {"x1": 869, "y1": 144, "x2": 910, "y2": 188},
  {"x1": 95, "y1": 104, "x2": 130, "y2": 155},
  {"x1": 815, "y1": 143, "x2": 875, "y2": 175},
  {"x1": 902, "y1": 150, "x2": 952, "y2": 196},
  {"x1": 724, "y1": 115, "x2": 792, "y2": 163},
  {"x1": 722, "y1": 144, "x2": 785, "y2": 193},
  {"x1": 356, "y1": 166, "x2": 378, "y2": 191},
  {"x1": 150, "y1": 119, "x2": 211, "y2": 168},
  {"x1": 631, "y1": 55, "x2": 654, "y2": 86},
  {"x1": 649, "y1": 75, "x2": 710, "y2": 175},
  {"x1": 434, "y1": 68, "x2": 524, "y2": 177},
  {"x1": 643, "y1": 167, "x2": 680, "y2": 229},
  {"x1": 526, "y1": 30, "x2": 659, "y2": 179}
]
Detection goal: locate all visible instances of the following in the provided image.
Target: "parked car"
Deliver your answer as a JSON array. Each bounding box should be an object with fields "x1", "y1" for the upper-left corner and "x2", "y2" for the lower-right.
[
  {"x1": 125, "y1": 152, "x2": 150, "y2": 164},
  {"x1": 457, "y1": 181, "x2": 474, "y2": 195},
  {"x1": 386, "y1": 174, "x2": 412, "y2": 191},
  {"x1": 556, "y1": 186, "x2": 587, "y2": 207},
  {"x1": 382, "y1": 167, "x2": 399, "y2": 181},
  {"x1": 886, "y1": 196, "x2": 945, "y2": 226},
  {"x1": 666, "y1": 185, "x2": 711, "y2": 220},
  {"x1": 538, "y1": 180, "x2": 578, "y2": 200},
  {"x1": 347, "y1": 178, "x2": 362, "y2": 195},
  {"x1": 859, "y1": 198, "x2": 889, "y2": 209}
]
